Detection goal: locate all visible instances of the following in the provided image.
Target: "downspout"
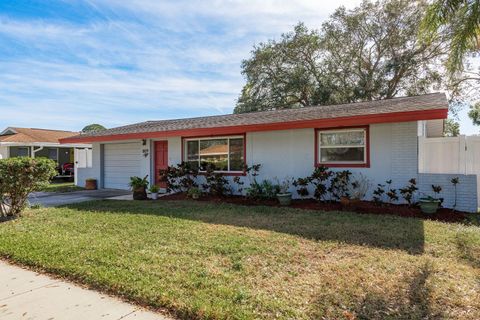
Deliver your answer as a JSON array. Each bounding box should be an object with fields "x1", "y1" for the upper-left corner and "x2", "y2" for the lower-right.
[{"x1": 32, "y1": 146, "x2": 44, "y2": 158}]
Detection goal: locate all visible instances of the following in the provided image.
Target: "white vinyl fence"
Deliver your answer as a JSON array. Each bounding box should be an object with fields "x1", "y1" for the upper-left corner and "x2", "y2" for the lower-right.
[{"x1": 419, "y1": 135, "x2": 480, "y2": 210}]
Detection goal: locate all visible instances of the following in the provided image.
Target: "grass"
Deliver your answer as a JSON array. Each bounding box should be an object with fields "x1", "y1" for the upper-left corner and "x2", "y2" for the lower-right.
[
  {"x1": 0, "y1": 200, "x2": 479, "y2": 319},
  {"x1": 40, "y1": 182, "x2": 84, "y2": 193}
]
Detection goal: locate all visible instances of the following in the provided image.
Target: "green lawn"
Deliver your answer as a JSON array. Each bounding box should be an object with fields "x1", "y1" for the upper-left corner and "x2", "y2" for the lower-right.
[
  {"x1": 0, "y1": 200, "x2": 479, "y2": 319},
  {"x1": 41, "y1": 182, "x2": 84, "y2": 193}
]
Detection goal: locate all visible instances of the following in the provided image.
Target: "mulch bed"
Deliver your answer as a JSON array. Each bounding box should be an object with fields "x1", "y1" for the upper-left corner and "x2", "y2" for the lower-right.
[{"x1": 160, "y1": 193, "x2": 468, "y2": 223}]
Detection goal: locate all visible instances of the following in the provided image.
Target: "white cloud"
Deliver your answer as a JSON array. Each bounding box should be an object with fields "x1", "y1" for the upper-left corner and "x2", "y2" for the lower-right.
[{"x1": 0, "y1": 0, "x2": 363, "y2": 131}]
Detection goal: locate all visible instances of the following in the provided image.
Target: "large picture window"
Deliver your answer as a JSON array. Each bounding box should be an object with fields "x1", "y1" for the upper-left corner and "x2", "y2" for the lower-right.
[
  {"x1": 316, "y1": 127, "x2": 369, "y2": 167},
  {"x1": 184, "y1": 135, "x2": 245, "y2": 172}
]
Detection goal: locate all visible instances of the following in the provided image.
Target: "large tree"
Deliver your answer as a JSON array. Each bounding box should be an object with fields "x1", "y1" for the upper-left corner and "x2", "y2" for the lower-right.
[
  {"x1": 82, "y1": 123, "x2": 106, "y2": 133},
  {"x1": 421, "y1": 0, "x2": 480, "y2": 75},
  {"x1": 421, "y1": 0, "x2": 480, "y2": 126},
  {"x1": 235, "y1": 0, "x2": 448, "y2": 113}
]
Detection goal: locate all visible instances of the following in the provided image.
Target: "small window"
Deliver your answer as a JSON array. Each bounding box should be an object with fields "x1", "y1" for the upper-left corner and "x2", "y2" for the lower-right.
[
  {"x1": 317, "y1": 127, "x2": 368, "y2": 166},
  {"x1": 184, "y1": 136, "x2": 245, "y2": 172},
  {"x1": 48, "y1": 148, "x2": 58, "y2": 161},
  {"x1": 17, "y1": 147, "x2": 29, "y2": 157}
]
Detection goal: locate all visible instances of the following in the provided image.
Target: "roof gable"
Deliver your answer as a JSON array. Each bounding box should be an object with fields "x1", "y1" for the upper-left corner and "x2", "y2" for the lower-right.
[{"x1": 0, "y1": 127, "x2": 79, "y2": 144}]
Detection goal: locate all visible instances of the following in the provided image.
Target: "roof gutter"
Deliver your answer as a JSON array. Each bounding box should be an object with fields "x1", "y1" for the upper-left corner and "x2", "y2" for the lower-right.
[{"x1": 60, "y1": 108, "x2": 448, "y2": 144}]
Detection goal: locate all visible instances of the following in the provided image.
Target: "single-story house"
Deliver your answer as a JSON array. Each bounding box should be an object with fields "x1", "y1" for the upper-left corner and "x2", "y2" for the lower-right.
[
  {"x1": 61, "y1": 93, "x2": 478, "y2": 212},
  {"x1": 0, "y1": 127, "x2": 92, "y2": 176}
]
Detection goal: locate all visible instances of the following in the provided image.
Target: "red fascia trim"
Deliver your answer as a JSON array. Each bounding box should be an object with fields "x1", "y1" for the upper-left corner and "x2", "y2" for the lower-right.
[
  {"x1": 181, "y1": 133, "x2": 247, "y2": 176},
  {"x1": 314, "y1": 125, "x2": 371, "y2": 168},
  {"x1": 59, "y1": 108, "x2": 447, "y2": 144}
]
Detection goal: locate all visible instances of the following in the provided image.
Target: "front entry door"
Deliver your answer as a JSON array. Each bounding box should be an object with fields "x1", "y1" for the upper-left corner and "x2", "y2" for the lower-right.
[{"x1": 154, "y1": 141, "x2": 168, "y2": 188}]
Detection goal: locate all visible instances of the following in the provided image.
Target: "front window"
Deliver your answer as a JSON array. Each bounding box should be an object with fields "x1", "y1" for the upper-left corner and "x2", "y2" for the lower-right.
[
  {"x1": 317, "y1": 128, "x2": 367, "y2": 165},
  {"x1": 184, "y1": 136, "x2": 245, "y2": 172}
]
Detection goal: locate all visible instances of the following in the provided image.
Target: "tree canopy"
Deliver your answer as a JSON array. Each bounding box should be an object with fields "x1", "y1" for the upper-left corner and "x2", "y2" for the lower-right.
[
  {"x1": 421, "y1": 0, "x2": 480, "y2": 75},
  {"x1": 82, "y1": 124, "x2": 106, "y2": 133},
  {"x1": 444, "y1": 119, "x2": 460, "y2": 136},
  {"x1": 468, "y1": 102, "x2": 480, "y2": 126},
  {"x1": 234, "y1": 0, "x2": 448, "y2": 114}
]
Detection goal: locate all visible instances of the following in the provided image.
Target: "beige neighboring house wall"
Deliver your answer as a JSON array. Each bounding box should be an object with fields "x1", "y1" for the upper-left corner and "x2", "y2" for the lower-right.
[
  {"x1": 0, "y1": 146, "x2": 8, "y2": 159},
  {"x1": 425, "y1": 119, "x2": 444, "y2": 137}
]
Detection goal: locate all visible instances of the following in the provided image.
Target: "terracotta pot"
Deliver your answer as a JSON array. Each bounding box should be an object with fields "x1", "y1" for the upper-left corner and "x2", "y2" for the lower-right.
[
  {"x1": 340, "y1": 196, "x2": 350, "y2": 208},
  {"x1": 133, "y1": 187, "x2": 147, "y2": 200},
  {"x1": 85, "y1": 179, "x2": 97, "y2": 190}
]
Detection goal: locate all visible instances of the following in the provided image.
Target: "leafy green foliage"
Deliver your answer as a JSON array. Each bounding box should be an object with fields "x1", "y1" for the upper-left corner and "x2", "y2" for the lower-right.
[
  {"x1": 128, "y1": 175, "x2": 149, "y2": 189},
  {"x1": 399, "y1": 178, "x2": 418, "y2": 206},
  {"x1": 81, "y1": 124, "x2": 106, "y2": 132},
  {"x1": 235, "y1": 0, "x2": 447, "y2": 113},
  {"x1": 159, "y1": 162, "x2": 199, "y2": 193},
  {"x1": 0, "y1": 157, "x2": 57, "y2": 216},
  {"x1": 373, "y1": 184, "x2": 386, "y2": 205},
  {"x1": 468, "y1": 102, "x2": 480, "y2": 126},
  {"x1": 202, "y1": 163, "x2": 230, "y2": 196},
  {"x1": 329, "y1": 170, "x2": 353, "y2": 200},
  {"x1": 444, "y1": 119, "x2": 461, "y2": 136},
  {"x1": 245, "y1": 179, "x2": 280, "y2": 200},
  {"x1": 421, "y1": 0, "x2": 480, "y2": 74}
]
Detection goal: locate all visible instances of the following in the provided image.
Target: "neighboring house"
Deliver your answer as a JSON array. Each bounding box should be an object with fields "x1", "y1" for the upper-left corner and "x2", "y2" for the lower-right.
[
  {"x1": 0, "y1": 127, "x2": 92, "y2": 176},
  {"x1": 61, "y1": 93, "x2": 478, "y2": 212}
]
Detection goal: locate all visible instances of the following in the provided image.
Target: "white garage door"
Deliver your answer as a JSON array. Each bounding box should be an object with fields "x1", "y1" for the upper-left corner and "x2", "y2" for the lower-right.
[{"x1": 104, "y1": 142, "x2": 141, "y2": 190}]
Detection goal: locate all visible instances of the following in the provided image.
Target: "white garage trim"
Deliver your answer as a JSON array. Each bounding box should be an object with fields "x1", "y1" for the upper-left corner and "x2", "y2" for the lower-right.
[{"x1": 103, "y1": 142, "x2": 141, "y2": 190}]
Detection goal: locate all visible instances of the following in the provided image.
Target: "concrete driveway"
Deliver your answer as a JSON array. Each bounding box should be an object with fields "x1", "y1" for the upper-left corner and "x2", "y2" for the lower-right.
[{"x1": 28, "y1": 189, "x2": 132, "y2": 207}]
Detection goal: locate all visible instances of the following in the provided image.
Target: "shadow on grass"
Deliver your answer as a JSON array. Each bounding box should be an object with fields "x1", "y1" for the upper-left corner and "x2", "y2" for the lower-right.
[{"x1": 63, "y1": 199, "x2": 425, "y2": 254}]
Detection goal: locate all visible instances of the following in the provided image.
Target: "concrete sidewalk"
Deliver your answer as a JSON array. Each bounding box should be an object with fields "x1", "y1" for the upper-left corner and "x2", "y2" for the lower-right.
[{"x1": 0, "y1": 260, "x2": 172, "y2": 320}]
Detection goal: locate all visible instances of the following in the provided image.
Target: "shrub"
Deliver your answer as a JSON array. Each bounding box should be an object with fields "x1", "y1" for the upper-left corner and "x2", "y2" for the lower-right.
[
  {"x1": 348, "y1": 174, "x2": 371, "y2": 200},
  {"x1": 381, "y1": 180, "x2": 397, "y2": 204},
  {"x1": 293, "y1": 177, "x2": 311, "y2": 198},
  {"x1": 0, "y1": 157, "x2": 57, "y2": 217},
  {"x1": 310, "y1": 166, "x2": 333, "y2": 201},
  {"x1": 245, "y1": 179, "x2": 280, "y2": 200},
  {"x1": 202, "y1": 163, "x2": 230, "y2": 196},
  {"x1": 328, "y1": 170, "x2": 352, "y2": 200},
  {"x1": 187, "y1": 187, "x2": 202, "y2": 199},
  {"x1": 399, "y1": 178, "x2": 418, "y2": 206},
  {"x1": 159, "y1": 162, "x2": 198, "y2": 193},
  {"x1": 372, "y1": 183, "x2": 386, "y2": 205}
]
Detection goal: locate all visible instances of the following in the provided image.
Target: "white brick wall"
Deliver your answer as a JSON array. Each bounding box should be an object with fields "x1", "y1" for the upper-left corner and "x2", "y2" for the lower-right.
[{"x1": 418, "y1": 173, "x2": 478, "y2": 213}]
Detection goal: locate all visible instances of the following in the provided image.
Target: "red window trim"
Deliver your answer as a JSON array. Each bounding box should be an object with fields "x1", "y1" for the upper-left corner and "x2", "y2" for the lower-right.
[
  {"x1": 181, "y1": 133, "x2": 247, "y2": 176},
  {"x1": 314, "y1": 125, "x2": 370, "y2": 168}
]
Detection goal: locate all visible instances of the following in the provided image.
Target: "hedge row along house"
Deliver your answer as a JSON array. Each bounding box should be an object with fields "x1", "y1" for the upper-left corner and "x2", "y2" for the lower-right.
[{"x1": 61, "y1": 93, "x2": 478, "y2": 212}]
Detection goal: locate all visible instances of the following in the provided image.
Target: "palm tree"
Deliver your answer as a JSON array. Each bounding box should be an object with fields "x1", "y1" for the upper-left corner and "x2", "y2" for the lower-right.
[{"x1": 421, "y1": 0, "x2": 480, "y2": 74}]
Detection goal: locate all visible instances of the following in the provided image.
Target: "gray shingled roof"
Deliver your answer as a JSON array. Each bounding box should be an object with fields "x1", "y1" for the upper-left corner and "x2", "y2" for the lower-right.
[{"x1": 77, "y1": 93, "x2": 447, "y2": 138}]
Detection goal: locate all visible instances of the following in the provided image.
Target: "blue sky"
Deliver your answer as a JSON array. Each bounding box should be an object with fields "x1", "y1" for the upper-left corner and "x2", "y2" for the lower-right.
[{"x1": 0, "y1": 0, "x2": 477, "y2": 134}]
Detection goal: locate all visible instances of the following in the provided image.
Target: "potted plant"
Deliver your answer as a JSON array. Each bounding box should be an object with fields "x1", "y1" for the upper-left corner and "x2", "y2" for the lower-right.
[
  {"x1": 129, "y1": 175, "x2": 149, "y2": 200},
  {"x1": 187, "y1": 187, "x2": 202, "y2": 200},
  {"x1": 419, "y1": 185, "x2": 442, "y2": 214},
  {"x1": 276, "y1": 177, "x2": 293, "y2": 206},
  {"x1": 149, "y1": 184, "x2": 160, "y2": 200},
  {"x1": 85, "y1": 178, "x2": 97, "y2": 190}
]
